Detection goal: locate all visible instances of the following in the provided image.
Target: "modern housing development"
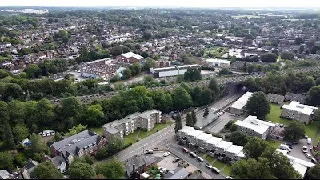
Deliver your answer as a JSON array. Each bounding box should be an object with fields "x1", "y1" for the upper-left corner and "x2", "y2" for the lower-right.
[
  {"x1": 177, "y1": 126, "x2": 245, "y2": 163},
  {"x1": 234, "y1": 115, "x2": 276, "y2": 140},
  {"x1": 281, "y1": 101, "x2": 318, "y2": 124},
  {"x1": 103, "y1": 110, "x2": 162, "y2": 140},
  {"x1": 229, "y1": 91, "x2": 253, "y2": 115}
]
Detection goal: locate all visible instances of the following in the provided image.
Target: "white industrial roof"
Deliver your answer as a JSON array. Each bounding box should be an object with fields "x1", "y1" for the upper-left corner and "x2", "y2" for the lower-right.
[
  {"x1": 230, "y1": 92, "x2": 253, "y2": 110},
  {"x1": 235, "y1": 115, "x2": 275, "y2": 135},
  {"x1": 178, "y1": 126, "x2": 195, "y2": 134},
  {"x1": 122, "y1": 52, "x2": 143, "y2": 59},
  {"x1": 206, "y1": 136, "x2": 223, "y2": 146},
  {"x1": 206, "y1": 58, "x2": 231, "y2": 64},
  {"x1": 216, "y1": 140, "x2": 233, "y2": 150},
  {"x1": 197, "y1": 133, "x2": 214, "y2": 141},
  {"x1": 226, "y1": 145, "x2": 243, "y2": 155},
  {"x1": 237, "y1": 151, "x2": 245, "y2": 158},
  {"x1": 187, "y1": 129, "x2": 203, "y2": 138},
  {"x1": 282, "y1": 101, "x2": 318, "y2": 115}
]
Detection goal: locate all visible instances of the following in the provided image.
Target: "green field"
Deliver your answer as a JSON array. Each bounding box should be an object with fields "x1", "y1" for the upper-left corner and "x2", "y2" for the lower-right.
[
  {"x1": 204, "y1": 46, "x2": 228, "y2": 58},
  {"x1": 212, "y1": 160, "x2": 226, "y2": 170},
  {"x1": 204, "y1": 155, "x2": 215, "y2": 163},
  {"x1": 222, "y1": 165, "x2": 232, "y2": 176},
  {"x1": 266, "y1": 139, "x2": 281, "y2": 149},
  {"x1": 88, "y1": 127, "x2": 104, "y2": 136},
  {"x1": 123, "y1": 122, "x2": 173, "y2": 146},
  {"x1": 267, "y1": 103, "x2": 319, "y2": 139},
  {"x1": 267, "y1": 104, "x2": 291, "y2": 125}
]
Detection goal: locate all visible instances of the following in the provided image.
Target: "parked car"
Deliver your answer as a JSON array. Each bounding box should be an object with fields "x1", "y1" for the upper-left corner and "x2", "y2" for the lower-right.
[
  {"x1": 212, "y1": 167, "x2": 220, "y2": 174},
  {"x1": 205, "y1": 163, "x2": 213, "y2": 169},
  {"x1": 197, "y1": 157, "x2": 204, "y2": 162},
  {"x1": 163, "y1": 152, "x2": 171, "y2": 157},
  {"x1": 305, "y1": 153, "x2": 312, "y2": 159},
  {"x1": 173, "y1": 158, "x2": 180, "y2": 163},
  {"x1": 279, "y1": 124, "x2": 284, "y2": 128},
  {"x1": 307, "y1": 138, "x2": 312, "y2": 145},
  {"x1": 145, "y1": 149, "x2": 154, "y2": 154},
  {"x1": 280, "y1": 144, "x2": 291, "y2": 152},
  {"x1": 302, "y1": 146, "x2": 308, "y2": 153},
  {"x1": 153, "y1": 147, "x2": 159, "y2": 150},
  {"x1": 226, "y1": 176, "x2": 233, "y2": 179},
  {"x1": 311, "y1": 158, "x2": 317, "y2": 163},
  {"x1": 189, "y1": 152, "x2": 197, "y2": 158},
  {"x1": 183, "y1": 148, "x2": 189, "y2": 153}
]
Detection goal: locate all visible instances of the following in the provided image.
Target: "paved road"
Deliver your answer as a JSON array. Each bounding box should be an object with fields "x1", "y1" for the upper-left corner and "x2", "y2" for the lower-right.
[
  {"x1": 287, "y1": 138, "x2": 314, "y2": 162},
  {"x1": 115, "y1": 124, "x2": 175, "y2": 162},
  {"x1": 168, "y1": 144, "x2": 226, "y2": 179}
]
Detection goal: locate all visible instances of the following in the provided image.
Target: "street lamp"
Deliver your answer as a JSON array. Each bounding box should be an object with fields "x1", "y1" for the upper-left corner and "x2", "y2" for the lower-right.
[{"x1": 174, "y1": 65, "x2": 180, "y2": 76}]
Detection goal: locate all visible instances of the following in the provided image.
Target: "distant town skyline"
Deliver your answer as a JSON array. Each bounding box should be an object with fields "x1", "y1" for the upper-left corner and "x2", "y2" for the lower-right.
[{"x1": 1, "y1": 0, "x2": 320, "y2": 8}]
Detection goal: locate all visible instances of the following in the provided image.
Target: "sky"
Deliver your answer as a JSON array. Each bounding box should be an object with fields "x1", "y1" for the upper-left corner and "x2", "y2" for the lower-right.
[{"x1": 1, "y1": 0, "x2": 320, "y2": 8}]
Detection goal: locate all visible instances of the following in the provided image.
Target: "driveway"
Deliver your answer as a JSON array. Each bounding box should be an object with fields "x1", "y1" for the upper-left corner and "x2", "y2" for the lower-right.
[
  {"x1": 203, "y1": 112, "x2": 244, "y2": 134},
  {"x1": 286, "y1": 138, "x2": 314, "y2": 162}
]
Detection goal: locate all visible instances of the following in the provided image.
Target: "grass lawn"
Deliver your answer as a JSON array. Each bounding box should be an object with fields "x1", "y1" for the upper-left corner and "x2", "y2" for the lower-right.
[
  {"x1": 268, "y1": 104, "x2": 320, "y2": 139},
  {"x1": 88, "y1": 127, "x2": 104, "y2": 136},
  {"x1": 222, "y1": 165, "x2": 232, "y2": 176},
  {"x1": 138, "y1": 122, "x2": 172, "y2": 139},
  {"x1": 305, "y1": 121, "x2": 320, "y2": 138},
  {"x1": 204, "y1": 155, "x2": 215, "y2": 163},
  {"x1": 266, "y1": 139, "x2": 281, "y2": 149},
  {"x1": 123, "y1": 131, "x2": 139, "y2": 146},
  {"x1": 212, "y1": 160, "x2": 226, "y2": 170},
  {"x1": 267, "y1": 104, "x2": 291, "y2": 125}
]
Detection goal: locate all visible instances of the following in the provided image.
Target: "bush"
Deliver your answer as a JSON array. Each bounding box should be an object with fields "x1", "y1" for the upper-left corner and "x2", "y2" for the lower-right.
[
  {"x1": 212, "y1": 133, "x2": 223, "y2": 138},
  {"x1": 95, "y1": 147, "x2": 108, "y2": 160},
  {"x1": 230, "y1": 124, "x2": 237, "y2": 132}
]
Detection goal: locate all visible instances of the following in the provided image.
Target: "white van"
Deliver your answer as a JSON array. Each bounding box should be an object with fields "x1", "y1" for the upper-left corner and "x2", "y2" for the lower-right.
[{"x1": 307, "y1": 138, "x2": 312, "y2": 145}]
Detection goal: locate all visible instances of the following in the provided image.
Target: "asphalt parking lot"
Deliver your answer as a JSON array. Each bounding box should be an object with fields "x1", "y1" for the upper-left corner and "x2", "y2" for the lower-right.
[{"x1": 285, "y1": 138, "x2": 313, "y2": 162}]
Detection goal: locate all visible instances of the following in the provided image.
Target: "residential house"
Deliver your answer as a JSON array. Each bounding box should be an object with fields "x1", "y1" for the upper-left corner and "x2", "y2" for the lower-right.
[
  {"x1": 164, "y1": 167, "x2": 189, "y2": 179},
  {"x1": 284, "y1": 92, "x2": 307, "y2": 104},
  {"x1": 0, "y1": 170, "x2": 12, "y2": 179},
  {"x1": 267, "y1": 94, "x2": 285, "y2": 105},
  {"x1": 281, "y1": 101, "x2": 318, "y2": 124},
  {"x1": 125, "y1": 154, "x2": 163, "y2": 178},
  {"x1": 50, "y1": 130, "x2": 107, "y2": 165},
  {"x1": 103, "y1": 110, "x2": 162, "y2": 140},
  {"x1": 116, "y1": 52, "x2": 144, "y2": 64},
  {"x1": 229, "y1": 92, "x2": 253, "y2": 115},
  {"x1": 21, "y1": 159, "x2": 39, "y2": 179},
  {"x1": 234, "y1": 115, "x2": 276, "y2": 140}
]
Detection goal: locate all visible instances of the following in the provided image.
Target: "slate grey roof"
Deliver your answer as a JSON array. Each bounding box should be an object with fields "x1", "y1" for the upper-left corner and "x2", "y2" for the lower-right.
[
  {"x1": 125, "y1": 155, "x2": 163, "y2": 177},
  {"x1": 51, "y1": 155, "x2": 66, "y2": 167},
  {"x1": 164, "y1": 167, "x2": 189, "y2": 179},
  {"x1": 51, "y1": 130, "x2": 102, "y2": 157}
]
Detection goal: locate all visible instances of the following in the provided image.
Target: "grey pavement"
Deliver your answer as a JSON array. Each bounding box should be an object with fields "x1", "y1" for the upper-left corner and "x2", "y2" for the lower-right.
[
  {"x1": 203, "y1": 112, "x2": 244, "y2": 134},
  {"x1": 286, "y1": 138, "x2": 314, "y2": 162}
]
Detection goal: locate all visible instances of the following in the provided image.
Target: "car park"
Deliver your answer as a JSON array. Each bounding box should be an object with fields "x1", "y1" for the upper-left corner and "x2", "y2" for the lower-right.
[
  {"x1": 211, "y1": 167, "x2": 220, "y2": 174},
  {"x1": 173, "y1": 158, "x2": 180, "y2": 163},
  {"x1": 163, "y1": 152, "x2": 171, "y2": 157}
]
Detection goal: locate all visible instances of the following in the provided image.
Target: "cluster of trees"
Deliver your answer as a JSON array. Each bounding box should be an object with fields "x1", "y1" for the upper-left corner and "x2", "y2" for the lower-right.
[
  {"x1": 245, "y1": 91, "x2": 271, "y2": 120},
  {"x1": 184, "y1": 68, "x2": 202, "y2": 82},
  {"x1": 76, "y1": 46, "x2": 110, "y2": 63},
  {"x1": 244, "y1": 71, "x2": 318, "y2": 95},
  {"x1": 24, "y1": 59, "x2": 70, "y2": 78},
  {"x1": 0, "y1": 15, "x2": 38, "y2": 27},
  {"x1": 260, "y1": 53, "x2": 278, "y2": 63},
  {"x1": 280, "y1": 51, "x2": 294, "y2": 61},
  {"x1": 31, "y1": 156, "x2": 125, "y2": 179},
  {"x1": 231, "y1": 137, "x2": 301, "y2": 179},
  {"x1": 186, "y1": 110, "x2": 197, "y2": 127}
]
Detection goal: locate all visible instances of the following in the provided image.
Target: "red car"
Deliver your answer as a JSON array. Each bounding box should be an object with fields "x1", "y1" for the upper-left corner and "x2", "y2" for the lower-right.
[{"x1": 183, "y1": 148, "x2": 189, "y2": 153}]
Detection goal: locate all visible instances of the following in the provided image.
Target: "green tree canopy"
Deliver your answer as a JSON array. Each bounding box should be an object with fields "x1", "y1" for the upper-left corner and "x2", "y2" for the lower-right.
[
  {"x1": 305, "y1": 164, "x2": 320, "y2": 179},
  {"x1": 31, "y1": 161, "x2": 64, "y2": 179},
  {"x1": 243, "y1": 137, "x2": 268, "y2": 159},
  {"x1": 186, "y1": 113, "x2": 194, "y2": 127},
  {"x1": 68, "y1": 162, "x2": 96, "y2": 179},
  {"x1": 172, "y1": 87, "x2": 193, "y2": 110},
  {"x1": 30, "y1": 133, "x2": 49, "y2": 154},
  {"x1": 245, "y1": 91, "x2": 270, "y2": 119},
  {"x1": 95, "y1": 158, "x2": 125, "y2": 179},
  {"x1": 283, "y1": 121, "x2": 306, "y2": 142},
  {"x1": 307, "y1": 85, "x2": 320, "y2": 106},
  {"x1": 0, "y1": 151, "x2": 14, "y2": 171},
  {"x1": 228, "y1": 131, "x2": 249, "y2": 146},
  {"x1": 174, "y1": 114, "x2": 182, "y2": 133}
]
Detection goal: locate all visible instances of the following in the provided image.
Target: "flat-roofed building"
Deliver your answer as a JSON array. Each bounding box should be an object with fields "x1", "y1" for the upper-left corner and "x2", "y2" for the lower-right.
[
  {"x1": 103, "y1": 110, "x2": 162, "y2": 140},
  {"x1": 229, "y1": 92, "x2": 253, "y2": 115},
  {"x1": 197, "y1": 133, "x2": 214, "y2": 152},
  {"x1": 225, "y1": 145, "x2": 245, "y2": 161},
  {"x1": 205, "y1": 58, "x2": 231, "y2": 68},
  {"x1": 234, "y1": 115, "x2": 276, "y2": 140},
  {"x1": 215, "y1": 140, "x2": 233, "y2": 155},
  {"x1": 150, "y1": 65, "x2": 200, "y2": 78},
  {"x1": 206, "y1": 136, "x2": 223, "y2": 151},
  {"x1": 281, "y1": 101, "x2": 318, "y2": 124}
]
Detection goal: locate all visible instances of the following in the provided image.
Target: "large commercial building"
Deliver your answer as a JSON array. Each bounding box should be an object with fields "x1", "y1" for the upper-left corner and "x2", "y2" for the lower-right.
[
  {"x1": 116, "y1": 52, "x2": 144, "y2": 64},
  {"x1": 205, "y1": 59, "x2": 231, "y2": 68},
  {"x1": 103, "y1": 110, "x2": 162, "y2": 140},
  {"x1": 150, "y1": 64, "x2": 200, "y2": 78},
  {"x1": 281, "y1": 101, "x2": 318, "y2": 124},
  {"x1": 229, "y1": 92, "x2": 253, "y2": 115},
  {"x1": 234, "y1": 115, "x2": 276, "y2": 140}
]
